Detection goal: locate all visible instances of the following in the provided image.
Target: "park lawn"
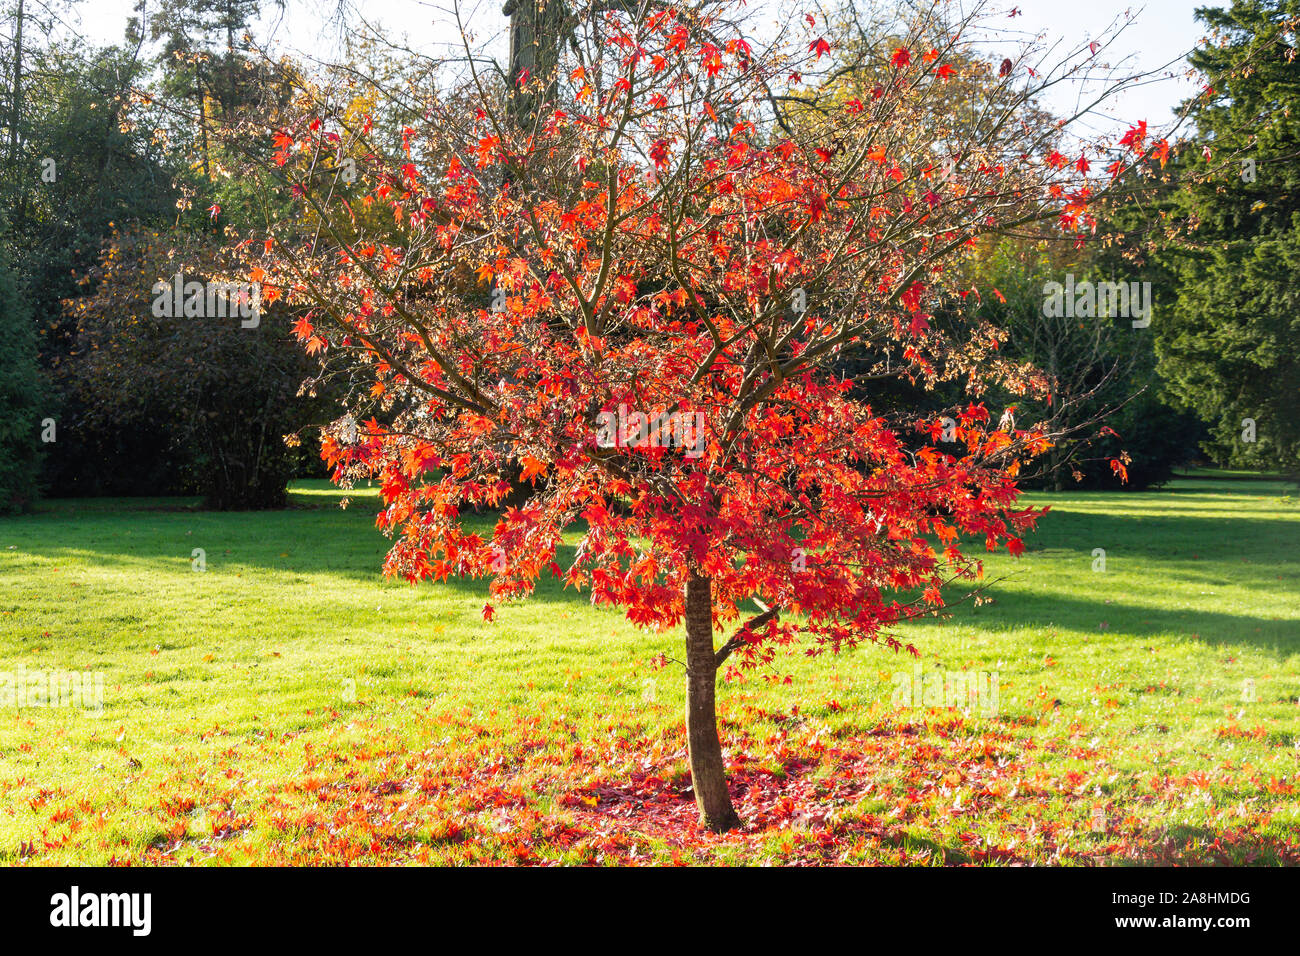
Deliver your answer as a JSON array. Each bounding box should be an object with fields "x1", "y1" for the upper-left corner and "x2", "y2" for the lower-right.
[{"x1": 0, "y1": 474, "x2": 1296, "y2": 866}]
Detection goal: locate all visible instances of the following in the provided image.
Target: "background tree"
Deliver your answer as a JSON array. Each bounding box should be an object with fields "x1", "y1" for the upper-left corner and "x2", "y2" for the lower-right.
[
  {"x1": 147, "y1": 0, "x2": 284, "y2": 179},
  {"x1": 968, "y1": 236, "x2": 1202, "y2": 490},
  {"x1": 0, "y1": 15, "x2": 182, "y2": 494},
  {"x1": 0, "y1": 253, "x2": 47, "y2": 512},
  {"x1": 12, "y1": 41, "x2": 176, "y2": 353},
  {"x1": 61, "y1": 229, "x2": 323, "y2": 508},
  {"x1": 0, "y1": 0, "x2": 324, "y2": 501},
  {"x1": 1148, "y1": 0, "x2": 1300, "y2": 475}
]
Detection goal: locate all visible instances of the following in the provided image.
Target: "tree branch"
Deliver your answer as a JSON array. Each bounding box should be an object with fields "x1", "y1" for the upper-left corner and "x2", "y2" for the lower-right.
[{"x1": 714, "y1": 605, "x2": 779, "y2": 669}]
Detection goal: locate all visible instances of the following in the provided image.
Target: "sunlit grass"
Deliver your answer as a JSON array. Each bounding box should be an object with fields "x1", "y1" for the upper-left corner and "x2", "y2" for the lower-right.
[{"x1": 0, "y1": 474, "x2": 1296, "y2": 864}]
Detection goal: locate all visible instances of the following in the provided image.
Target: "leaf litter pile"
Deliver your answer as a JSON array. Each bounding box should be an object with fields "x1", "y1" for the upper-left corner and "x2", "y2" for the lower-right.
[{"x1": 11, "y1": 690, "x2": 1297, "y2": 866}]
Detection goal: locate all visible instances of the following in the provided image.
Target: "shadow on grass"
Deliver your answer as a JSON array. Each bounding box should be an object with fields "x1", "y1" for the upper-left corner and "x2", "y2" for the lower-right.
[
  {"x1": 3, "y1": 503, "x2": 599, "y2": 609},
  {"x1": 7, "y1": 482, "x2": 1297, "y2": 641},
  {"x1": 944, "y1": 588, "x2": 1297, "y2": 654},
  {"x1": 1022, "y1": 505, "x2": 1297, "y2": 553}
]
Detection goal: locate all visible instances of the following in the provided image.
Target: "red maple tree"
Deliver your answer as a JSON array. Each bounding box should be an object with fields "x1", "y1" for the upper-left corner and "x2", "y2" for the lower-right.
[{"x1": 242, "y1": 1, "x2": 1158, "y2": 830}]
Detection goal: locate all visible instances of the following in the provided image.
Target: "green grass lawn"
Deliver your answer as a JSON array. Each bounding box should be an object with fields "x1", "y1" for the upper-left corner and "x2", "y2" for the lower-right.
[{"x1": 1, "y1": 474, "x2": 1297, "y2": 865}]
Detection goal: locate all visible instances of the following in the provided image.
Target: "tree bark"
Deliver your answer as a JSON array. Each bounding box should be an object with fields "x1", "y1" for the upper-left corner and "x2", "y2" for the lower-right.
[
  {"x1": 503, "y1": 0, "x2": 563, "y2": 131},
  {"x1": 683, "y1": 570, "x2": 740, "y2": 832}
]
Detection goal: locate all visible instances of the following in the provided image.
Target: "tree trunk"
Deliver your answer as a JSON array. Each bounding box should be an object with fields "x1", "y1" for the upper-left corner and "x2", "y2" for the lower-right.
[
  {"x1": 8, "y1": 0, "x2": 24, "y2": 228},
  {"x1": 504, "y1": 0, "x2": 562, "y2": 131},
  {"x1": 683, "y1": 571, "x2": 740, "y2": 832}
]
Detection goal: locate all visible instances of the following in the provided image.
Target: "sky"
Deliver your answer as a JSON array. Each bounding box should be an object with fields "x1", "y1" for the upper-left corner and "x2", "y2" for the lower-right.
[
  {"x1": 58, "y1": 0, "x2": 1212, "y2": 135},
  {"x1": 985, "y1": 0, "x2": 1212, "y2": 136}
]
